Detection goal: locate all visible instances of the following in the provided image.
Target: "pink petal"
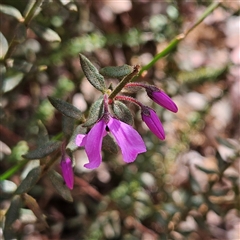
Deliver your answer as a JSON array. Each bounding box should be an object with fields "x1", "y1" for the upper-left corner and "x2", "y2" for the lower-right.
[
  {"x1": 142, "y1": 108, "x2": 165, "y2": 140},
  {"x1": 108, "y1": 117, "x2": 146, "y2": 163},
  {"x1": 84, "y1": 119, "x2": 107, "y2": 169},
  {"x1": 60, "y1": 156, "x2": 74, "y2": 189},
  {"x1": 76, "y1": 134, "x2": 87, "y2": 147}
]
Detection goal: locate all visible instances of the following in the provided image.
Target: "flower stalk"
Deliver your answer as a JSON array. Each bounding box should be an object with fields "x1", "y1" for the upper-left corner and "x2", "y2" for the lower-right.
[{"x1": 108, "y1": 65, "x2": 140, "y2": 100}]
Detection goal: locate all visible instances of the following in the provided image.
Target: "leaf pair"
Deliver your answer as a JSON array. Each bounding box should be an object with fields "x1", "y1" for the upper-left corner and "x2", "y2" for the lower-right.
[{"x1": 79, "y1": 54, "x2": 134, "y2": 92}]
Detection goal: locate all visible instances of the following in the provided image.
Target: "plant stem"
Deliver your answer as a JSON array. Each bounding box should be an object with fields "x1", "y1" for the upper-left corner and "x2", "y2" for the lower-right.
[
  {"x1": 0, "y1": 159, "x2": 29, "y2": 180},
  {"x1": 184, "y1": 2, "x2": 221, "y2": 36},
  {"x1": 3, "y1": 0, "x2": 44, "y2": 61},
  {"x1": 138, "y1": 2, "x2": 221, "y2": 76},
  {"x1": 24, "y1": 0, "x2": 43, "y2": 26},
  {"x1": 115, "y1": 95, "x2": 142, "y2": 108},
  {"x1": 108, "y1": 65, "x2": 140, "y2": 99}
]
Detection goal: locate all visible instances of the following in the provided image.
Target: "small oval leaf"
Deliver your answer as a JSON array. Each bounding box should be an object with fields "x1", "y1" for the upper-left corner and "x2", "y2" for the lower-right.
[
  {"x1": 102, "y1": 134, "x2": 118, "y2": 154},
  {"x1": 100, "y1": 64, "x2": 133, "y2": 79},
  {"x1": 48, "y1": 96, "x2": 82, "y2": 120},
  {"x1": 5, "y1": 195, "x2": 22, "y2": 227},
  {"x1": 2, "y1": 72, "x2": 24, "y2": 93},
  {"x1": 11, "y1": 59, "x2": 33, "y2": 73},
  {"x1": 82, "y1": 97, "x2": 104, "y2": 127},
  {"x1": 3, "y1": 226, "x2": 16, "y2": 240},
  {"x1": 37, "y1": 120, "x2": 49, "y2": 144},
  {"x1": 23, "y1": 193, "x2": 48, "y2": 228},
  {"x1": 195, "y1": 164, "x2": 218, "y2": 175},
  {"x1": 30, "y1": 23, "x2": 61, "y2": 42},
  {"x1": 216, "y1": 137, "x2": 236, "y2": 149},
  {"x1": 0, "y1": 4, "x2": 24, "y2": 22},
  {"x1": 15, "y1": 166, "x2": 42, "y2": 194},
  {"x1": 62, "y1": 115, "x2": 75, "y2": 139},
  {"x1": 47, "y1": 170, "x2": 73, "y2": 202},
  {"x1": 79, "y1": 54, "x2": 106, "y2": 92},
  {"x1": 0, "y1": 32, "x2": 8, "y2": 59},
  {"x1": 112, "y1": 101, "x2": 133, "y2": 125},
  {"x1": 23, "y1": 141, "x2": 61, "y2": 160}
]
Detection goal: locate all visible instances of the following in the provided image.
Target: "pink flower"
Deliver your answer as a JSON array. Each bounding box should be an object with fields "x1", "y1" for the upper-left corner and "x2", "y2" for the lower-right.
[
  {"x1": 146, "y1": 86, "x2": 178, "y2": 113},
  {"x1": 76, "y1": 116, "x2": 146, "y2": 169},
  {"x1": 60, "y1": 155, "x2": 74, "y2": 189},
  {"x1": 141, "y1": 107, "x2": 165, "y2": 140}
]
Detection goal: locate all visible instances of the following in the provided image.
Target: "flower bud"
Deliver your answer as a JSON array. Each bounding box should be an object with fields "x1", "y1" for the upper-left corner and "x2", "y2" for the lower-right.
[
  {"x1": 141, "y1": 106, "x2": 165, "y2": 140},
  {"x1": 146, "y1": 86, "x2": 178, "y2": 113},
  {"x1": 60, "y1": 155, "x2": 74, "y2": 189}
]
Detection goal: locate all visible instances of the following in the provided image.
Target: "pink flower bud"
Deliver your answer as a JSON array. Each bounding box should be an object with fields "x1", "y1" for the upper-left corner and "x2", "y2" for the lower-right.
[
  {"x1": 141, "y1": 107, "x2": 165, "y2": 140},
  {"x1": 60, "y1": 155, "x2": 74, "y2": 189},
  {"x1": 146, "y1": 86, "x2": 178, "y2": 113}
]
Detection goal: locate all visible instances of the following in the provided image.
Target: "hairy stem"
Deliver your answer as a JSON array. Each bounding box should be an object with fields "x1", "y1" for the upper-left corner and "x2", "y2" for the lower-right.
[{"x1": 109, "y1": 65, "x2": 140, "y2": 99}]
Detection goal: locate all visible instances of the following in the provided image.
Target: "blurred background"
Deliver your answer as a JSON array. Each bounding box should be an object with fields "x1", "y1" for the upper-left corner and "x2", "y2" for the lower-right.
[{"x1": 0, "y1": 1, "x2": 239, "y2": 239}]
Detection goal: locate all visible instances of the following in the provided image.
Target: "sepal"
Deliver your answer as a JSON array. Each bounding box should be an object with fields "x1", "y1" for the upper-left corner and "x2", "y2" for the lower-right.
[
  {"x1": 111, "y1": 100, "x2": 133, "y2": 125},
  {"x1": 82, "y1": 97, "x2": 104, "y2": 127}
]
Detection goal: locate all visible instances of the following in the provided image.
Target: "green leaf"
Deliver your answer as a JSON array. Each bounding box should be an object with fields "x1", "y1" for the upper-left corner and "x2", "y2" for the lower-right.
[
  {"x1": 47, "y1": 170, "x2": 73, "y2": 202},
  {"x1": 66, "y1": 125, "x2": 87, "y2": 152},
  {"x1": 189, "y1": 172, "x2": 202, "y2": 193},
  {"x1": 211, "y1": 188, "x2": 229, "y2": 196},
  {"x1": 99, "y1": 64, "x2": 133, "y2": 79},
  {"x1": 11, "y1": 59, "x2": 33, "y2": 73},
  {"x1": 0, "y1": 32, "x2": 8, "y2": 59},
  {"x1": 191, "y1": 195, "x2": 204, "y2": 208},
  {"x1": 15, "y1": 166, "x2": 41, "y2": 194},
  {"x1": 195, "y1": 164, "x2": 218, "y2": 174},
  {"x1": 0, "y1": 4, "x2": 24, "y2": 22},
  {"x1": 30, "y1": 23, "x2": 61, "y2": 42},
  {"x1": 48, "y1": 96, "x2": 83, "y2": 120},
  {"x1": 23, "y1": 140, "x2": 61, "y2": 160},
  {"x1": 37, "y1": 120, "x2": 49, "y2": 145},
  {"x1": 2, "y1": 72, "x2": 24, "y2": 93},
  {"x1": 216, "y1": 137, "x2": 236, "y2": 149},
  {"x1": 216, "y1": 150, "x2": 231, "y2": 173},
  {"x1": 83, "y1": 97, "x2": 104, "y2": 127},
  {"x1": 102, "y1": 134, "x2": 118, "y2": 154},
  {"x1": 3, "y1": 227, "x2": 16, "y2": 240},
  {"x1": 79, "y1": 54, "x2": 106, "y2": 92},
  {"x1": 5, "y1": 195, "x2": 22, "y2": 227},
  {"x1": 23, "y1": 193, "x2": 48, "y2": 228},
  {"x1": 62, "y1": 115, "x2": 75, "y2": 139},
  {"x1": 163, "y1": 203, "x2": 179, "y2": 215},
  {"x1": 206, "y1": 200, "x2": 221, "y2": 215},
  {"x1": 111, "y1": 101, "x2": 133, "y2": 125}
]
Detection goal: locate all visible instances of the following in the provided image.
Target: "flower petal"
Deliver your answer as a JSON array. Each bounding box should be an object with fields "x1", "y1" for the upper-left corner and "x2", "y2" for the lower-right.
[
  {"x1": 60, "y1": 156, "x2": 74, "y2": 189},
  {"x1": 142, "y1": 108, "x2": 165, "y2": 140},
  {"x1": 108, "y1": 117, "x2": 146, "y2": 163},
  {"x1": 76, "y1": 134, "x2": 87, "y2": 147},
  {"x1": 84, "y1": 119, "x2": 107, "y2": 169}
]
